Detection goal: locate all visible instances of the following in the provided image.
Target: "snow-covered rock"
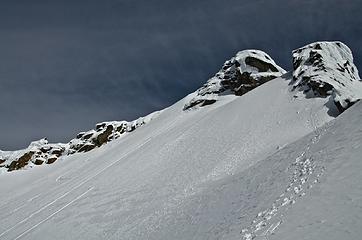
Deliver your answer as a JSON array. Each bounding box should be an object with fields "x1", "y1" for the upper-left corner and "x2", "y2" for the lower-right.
[
  {"x1": 292, "y1": 41, "x2": 362, "y2": 111},
  {"x1": 0, "y1": 139, "x2": 67, "y2": 172},
  {"x1": 0, "y1": 111, "x2": 161, "y2": 172},
  {"x1": 70, "y1": 110, "x2": 160, "y2": 153},
  {"x1": 184, "y1": 50, "x2": 286, "y2": 110}
]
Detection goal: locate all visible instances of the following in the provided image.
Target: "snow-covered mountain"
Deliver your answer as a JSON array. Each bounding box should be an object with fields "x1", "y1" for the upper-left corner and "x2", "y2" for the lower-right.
[{"x1": 0, "y1": 41, "x2": 361, "y2": 240}]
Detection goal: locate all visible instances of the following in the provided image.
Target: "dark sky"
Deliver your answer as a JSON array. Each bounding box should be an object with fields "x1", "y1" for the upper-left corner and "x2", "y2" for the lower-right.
[{"x1": 1, "y1": 0, "x2": 362, "y2": 150}]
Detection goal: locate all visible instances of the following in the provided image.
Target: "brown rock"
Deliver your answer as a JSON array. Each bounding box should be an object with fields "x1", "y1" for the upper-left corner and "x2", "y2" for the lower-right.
[
  {"x1": 116, "y1": 124, "x2": 127, "y2": 134},
  {"x1": 46, "y1": 157, "x2": 58, "y2": 164},
  {"x1": 94, "y1": 125, "x2": 113, "y2": 146},
  {"x1": 78, "y1": 144, "x2": 96, "y2": 153},
  {"x1": 8, "y1": 151, "x2": 35, "y2": 171},
  {"x1": 34, "y1": 159, "x2": 44, "y2": 165},
  {"x1": 51, "y1": 148, "x2": 64, "y2": 157}
]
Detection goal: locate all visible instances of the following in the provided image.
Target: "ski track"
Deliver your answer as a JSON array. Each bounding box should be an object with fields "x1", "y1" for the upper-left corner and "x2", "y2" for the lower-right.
[
  {"x1": 4, "y1": 100, "x2": 327, "y2": 240},
  {"x1": 0, "y1": 194, "x2": 41, "y2": 222},
  {"x1": 0, "y1": 111, "x2": 182, "y2": 222},
  {"x1": 0, "y1": 93, "x2": 340, "y2": 240},
  {"x1": 27, "y1": 195, "x2": 40, "y2": 203},
  {"x1": 11, "y1": 204, "x2": 27, "y2": 214},
  {"x1": 0, "y1": 112, "x2": 183, "y2": 239},
  {"x1": 0, "y1": 140, "x2": 149, "y2": 239},
  {"x1": 13, "y1": 187, "x2": 93, "y2": 240}
]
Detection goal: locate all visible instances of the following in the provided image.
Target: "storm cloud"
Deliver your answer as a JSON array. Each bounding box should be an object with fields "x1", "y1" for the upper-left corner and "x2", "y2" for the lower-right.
[{"x1": 1, "y1": 0, "x2": 361, "y2": 150}]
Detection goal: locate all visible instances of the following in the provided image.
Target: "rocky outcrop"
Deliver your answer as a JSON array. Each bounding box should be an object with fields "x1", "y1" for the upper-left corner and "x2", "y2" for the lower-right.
[
  {"x1": 46, "y1": 157, "x2": 58, "y2": 164},
  {"x1": 2, "y1": 139, "x2": 67, "y2": 172},
  {"x1": 8, "y1": 151, "x2": 35, "y2": 171},
  {"x1": 34, "y1": 158, "x2": 45, "y2": 165},
  {"x1": 0, "y1": 111, "x2": 161, "y2": 173},
  {"x1": 68, "y1": 116, "x2": 155, "y2": 155},
  {"x1": 292, "y1": 41, "x2": 362, "y2": 112},
  {"x1": 95, "y1": 125, "x2": 114, "y2": 147},
  {"x1": 184, "y1": 50, "x2": 286, "y2": 110}
]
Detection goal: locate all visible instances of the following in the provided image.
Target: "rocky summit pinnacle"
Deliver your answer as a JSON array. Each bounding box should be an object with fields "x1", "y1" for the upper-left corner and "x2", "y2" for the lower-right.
[
  {"x1": 292, "y1": 41, "x2": 362, "y2": 112},
  {"x1": 183, "y1": 49, "x2": 286, "y2": 110}
]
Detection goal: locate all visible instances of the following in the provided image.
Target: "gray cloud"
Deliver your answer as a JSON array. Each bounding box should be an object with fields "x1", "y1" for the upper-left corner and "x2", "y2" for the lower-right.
[{"x1": 0, "y1": 0, "x2": 361, "y2": 150}]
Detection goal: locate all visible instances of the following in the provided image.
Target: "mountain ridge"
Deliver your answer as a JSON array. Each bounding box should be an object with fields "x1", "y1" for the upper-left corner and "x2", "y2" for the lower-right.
[
  {"x1": 1, "y1": 41, "x2": 361, "y2": 174},
  {"x1": 0, "y1": 41, "x2": 361, "y2": 240}
]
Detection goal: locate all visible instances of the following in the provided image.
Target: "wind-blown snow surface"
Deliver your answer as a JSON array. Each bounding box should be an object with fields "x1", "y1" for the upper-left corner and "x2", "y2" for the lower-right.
[{"x1": 0, "y1": 74, "x2": 343, "y2": 240}]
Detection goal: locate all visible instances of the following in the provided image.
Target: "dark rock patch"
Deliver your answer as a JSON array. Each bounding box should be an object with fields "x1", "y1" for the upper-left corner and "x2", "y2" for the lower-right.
[
  {"x1": 34, "y1": 159, "x2": 44, "y2": 165},
  {"x1": 96, "y1": 123, "x2": 107, "y2": 131},
  {"x1": 94, "y1": 125, "x2": 114, "y2": 147},
  {"x1": 183, "y1": 50, "x2": 285, "y2": 110},
  {"x1": 82, "y1": 133, "x2": 93, "y2": 140},
  {"x1": 184, "y1": 99, "x2": 217, "y2": 110},
  {"x1": 292, "y1": 41, "x2": 362, "y2": 112},
  {"x1": 46, "y1": 157, "x2": 58, "y2": 164},
  {"x1": 78, "y1": 144, "x2": 96, "y2": 153},
  {"x1": 51, "y1": 148, "x2": 64, "y2": 157},
  {"x1": 8, "y1": 151, "x2": 35, "y2": 171},
  {"x1": 245, "y1": 56, "x2": 279, "y2": 72}
]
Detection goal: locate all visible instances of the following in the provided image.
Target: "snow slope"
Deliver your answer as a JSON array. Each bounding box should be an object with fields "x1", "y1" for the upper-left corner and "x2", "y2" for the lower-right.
[
  {"x1": 0, "y1": 73, "x2": 338, "y2": 240},
  {"x1": 268, "y1": 102, "x2": 362, "y2": 240},
  {"x1": 0, "y1": 41, "x2": 361, "y2": 240}
]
